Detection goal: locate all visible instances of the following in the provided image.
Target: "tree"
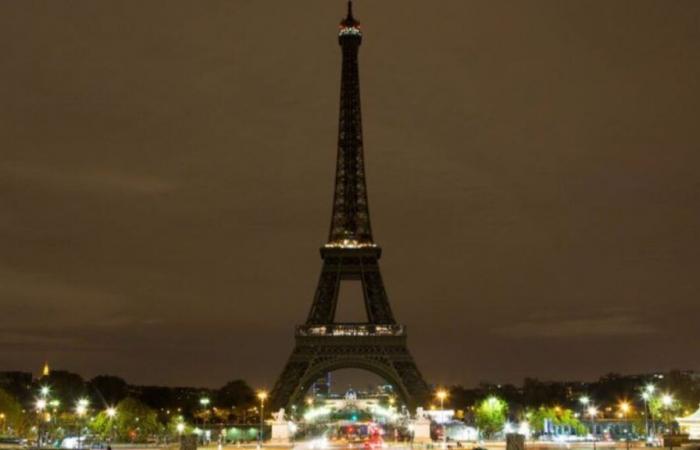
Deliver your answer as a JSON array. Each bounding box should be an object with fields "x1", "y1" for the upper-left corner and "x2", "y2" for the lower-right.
[
  {"x1": 91, "y1": 397, "x2": 161, "y2": 442},
  {"x1": 475, "y1": 396, "x2": 507, "y2": 438},
  {"x1": 0, "y1": 388, "x2": 28, "y2": 436},
  {"x1": 216, "y1": 380, "x2": 255, "y2": 408},
  {"x1": 89, "y1": 376, "x2": 128, "y2": 405},
  {"x1": 42, "y1": 371, "x2": 87, "y2": 405}
]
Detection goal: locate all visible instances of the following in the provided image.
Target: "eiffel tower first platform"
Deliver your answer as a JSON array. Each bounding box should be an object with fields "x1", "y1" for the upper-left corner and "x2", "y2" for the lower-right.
[{"x1": 269, "y1": 2, "x2": 430, "y2": 410}]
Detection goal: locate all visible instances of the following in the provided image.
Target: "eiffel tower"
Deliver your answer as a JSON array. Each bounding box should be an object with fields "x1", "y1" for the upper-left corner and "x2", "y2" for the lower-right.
[{"x1": 269, "y1": 2, "x2": 430, "y2": 410}]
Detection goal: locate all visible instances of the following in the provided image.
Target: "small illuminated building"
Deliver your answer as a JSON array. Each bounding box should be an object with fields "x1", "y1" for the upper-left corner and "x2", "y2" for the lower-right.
[{"x1": 677, "y1": 406, "x2": 700, "y2": 439}]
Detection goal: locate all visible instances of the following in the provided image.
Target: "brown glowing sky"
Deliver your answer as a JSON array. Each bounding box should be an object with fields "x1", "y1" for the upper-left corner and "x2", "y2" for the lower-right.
[{"x1": 1, "y1": 1, "x2": 700, "y2": 389}]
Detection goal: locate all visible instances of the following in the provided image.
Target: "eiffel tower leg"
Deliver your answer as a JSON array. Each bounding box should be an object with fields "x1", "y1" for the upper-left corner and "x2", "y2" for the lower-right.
[
  {"x1": 269, "y1": 345, "x2": 312, "y2": 411},
  {"x1": 359, "y1": 259, "x2": 395, "y2": 324},
  {"x1": 305, "y1": 263, "x2": 341, "y2": 324}
]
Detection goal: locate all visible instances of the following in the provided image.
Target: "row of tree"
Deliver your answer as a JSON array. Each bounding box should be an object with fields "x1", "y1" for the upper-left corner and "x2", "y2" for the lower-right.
[
  {"x1": 451, "y1": 371, "x2": 700, "y2": 415},
  {"x1": 0, "y1": 372, "x2": 257, "y2": 421}
]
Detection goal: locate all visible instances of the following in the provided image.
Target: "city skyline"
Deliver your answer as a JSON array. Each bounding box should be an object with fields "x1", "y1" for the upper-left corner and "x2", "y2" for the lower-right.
[{"x1": 1, "y1": 0, "x2": 700, "y2": 389}]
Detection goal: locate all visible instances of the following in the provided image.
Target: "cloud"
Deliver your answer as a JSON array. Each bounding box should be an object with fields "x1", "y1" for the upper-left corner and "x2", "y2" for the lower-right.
[
  {"x1": 1, "y1": 162, "x2": 175, "y2": 195},
  {"x1": 493, "y1": 313, "x2": 657, "y2": 338}
]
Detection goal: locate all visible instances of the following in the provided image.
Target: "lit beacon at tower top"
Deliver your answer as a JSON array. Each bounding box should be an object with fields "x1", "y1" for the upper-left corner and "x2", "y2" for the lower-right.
[{"x1": 339, "y1": 1, "x2": 362, "y2": 40}]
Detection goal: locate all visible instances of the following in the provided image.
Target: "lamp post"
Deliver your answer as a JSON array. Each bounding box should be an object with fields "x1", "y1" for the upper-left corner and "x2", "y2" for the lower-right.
[
  {"x1": 76, "y1": 399, "x2": 89, "y2": 450},
  {"x1": 106, "y1": 407, "x2": 117, "y2": 442},
  {"x1": 199, "y1": 397, "x2": 210, "y2": 444},
  {"x1": 619, "y1": 401, "x2": 631, "y2": 450},
  {"x1": 587, "y1": 406, "x2": 598, "y2": 450},
  {"x1": 644, "y1": 384, "x2": 656, "y2": 439},
  {"x1": 257, "y1": 391, "x2": 267, "y2": 448},
  {"x1": 435, "y1": 390, "x2": 448, "y2": 448},
  {"x1": 35, "y1": 398, "x2": 47, "y2": 448},
  {"x1": 662, "y1": 394, "x2": 674, "y2": 450},
  {"x1": 579, "y1": 397, "x2": 590, "y2": 438},
  {"x1": 176, "y1": 422, "x2": 185, "y2": 445}
]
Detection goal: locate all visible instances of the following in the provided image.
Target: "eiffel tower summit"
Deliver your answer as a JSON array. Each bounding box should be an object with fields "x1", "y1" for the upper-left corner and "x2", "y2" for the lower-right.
[{"x1": 269, "y1": 1, "x2": 430, "y2": 410}]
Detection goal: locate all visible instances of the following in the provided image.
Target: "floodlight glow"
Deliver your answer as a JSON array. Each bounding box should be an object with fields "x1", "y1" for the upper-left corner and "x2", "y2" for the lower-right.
[
  {"x1": 662, "y1": 394, "x2": 673, "y2": 407},
  {"x1": 36, "y1": 399, "x2": 47, "y2": 411},
  {"x1": 303, "y1": 406, "x2": 331, "y2": 421},
  {"x1": 580, "y1": 396, "x2": 590, "y2": 405},
  {"x1": 106, "y1": 407, "x2": 117, "y2": 418}
]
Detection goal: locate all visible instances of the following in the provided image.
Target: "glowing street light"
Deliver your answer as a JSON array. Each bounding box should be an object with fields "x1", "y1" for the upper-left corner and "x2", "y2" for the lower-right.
[
  {"x1": 435, "y1": 390, "x2": 449, "y2": 449},
  {"x1": 580, "y1": 396, "x2": 590, "y2": 406},
  {"x1": 619, "y1": 401, "x2": 631, "y2": 414},
  {"x1": 660, "y1": 394, "x2": 676, "y2": 450},
  {"x1": 436, "y1": 390, "x2": 448, "y2": 410},
  {"x1": 106, "y1": 407, "x2": 117, "y2": 418},
  {"x1": 176, "y1": 422, "x2": 185, "y2": 434},
  {"x1": 662, "y1": 394, "x2": 673, "y2": 407},
  {"x1": 642, "y1": 384, "x2": 656, "y2": 438},
  {"x1": 36, "y1": 399, "x2": 47, "y2": 412},
  {"x1": 40, "y1": 386, "x2": 50, "y2": 398},
  {"x1": 76, "y1": 399, "x2": 89, "y2": 450},
  {"x1": 619, "y1": 402, "x2": 631, "y2": 450},
  {"x1": 588, "y1": 406, "x2": 598, "y2": 450},
  {"x1": 257, "y1": 390, "x2": 268, "y2": 448}
]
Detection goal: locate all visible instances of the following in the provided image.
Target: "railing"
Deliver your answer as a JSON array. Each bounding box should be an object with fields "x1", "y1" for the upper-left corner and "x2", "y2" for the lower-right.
[{"x1": 296, "y1": 323, "x2": 405, "y2": 337}]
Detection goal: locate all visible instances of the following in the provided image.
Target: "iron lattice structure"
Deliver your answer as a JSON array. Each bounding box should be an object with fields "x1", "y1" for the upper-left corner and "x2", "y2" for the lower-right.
[{"x1": 269, "y1": 2, "x2": 430, "y2": 410}]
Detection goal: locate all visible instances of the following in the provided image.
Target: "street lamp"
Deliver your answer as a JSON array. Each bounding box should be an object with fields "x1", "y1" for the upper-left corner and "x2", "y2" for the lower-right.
[
  {"x1": 644, "y1": 384, "x2": 656, "y2": 438},
  {"x1": 257, "y1": 391, "x2": 268, "y2": 448},
  {"x1": 435, "y1": 390, "x2": 448, "y2": 448},
  {"x1": 199, "y1": 397, "x2": 211, "y2": 443},
  {"x1": 619, "y1": 401, "x2": 631, "y2": 450},
  {"x1": 105, "y1": 407, "x2": 117, "y2": 442},
  {"x1": 36, "y1": 399, "x2": 47, "y2": 412},
  {"x1": 587, "y1": 406, "x2": 598, "y2": 450},
  {"x1": 176, "y1": 421, "x2": 186, "y2": 445},
  {"x1": 35, "y1": 399, "x2": 47, "y2": 448},
  {"x1": 579, "y1": 397, "x2": 591, "y2": 439},
  {"x1": 642, "y1": 391, "x2": 651, "y2": 439},
  {"x1": 436, "y1": 390, "x2": 448, "y2": 410},
  {"x1": 661, "y1": 394, "x2": 675, "y2": 450},
  {"x1": 76, "y1": 399, "x2": 89, "y2": 450}
]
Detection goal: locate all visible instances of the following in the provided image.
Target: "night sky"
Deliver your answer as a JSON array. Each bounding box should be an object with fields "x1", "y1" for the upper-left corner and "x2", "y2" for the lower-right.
[{"x1": 2, "y1": 1, "x2": 700, "y2": 389}]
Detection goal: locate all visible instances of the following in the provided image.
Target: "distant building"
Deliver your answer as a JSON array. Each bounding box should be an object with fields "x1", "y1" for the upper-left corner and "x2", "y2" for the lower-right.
[{"x1": 42, "y1": 361, "x2": 51, "y2": 378}]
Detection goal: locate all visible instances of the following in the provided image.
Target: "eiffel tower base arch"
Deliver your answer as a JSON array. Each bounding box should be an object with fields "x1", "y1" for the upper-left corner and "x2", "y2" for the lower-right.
[{"x1": 269, "y1": 332, "x2": 430, "y2": 410}]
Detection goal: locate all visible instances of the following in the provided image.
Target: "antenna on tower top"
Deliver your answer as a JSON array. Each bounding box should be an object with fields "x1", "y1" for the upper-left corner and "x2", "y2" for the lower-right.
[{"x1": 347, "y1": 1, "x2": 353, "y2": 18}]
